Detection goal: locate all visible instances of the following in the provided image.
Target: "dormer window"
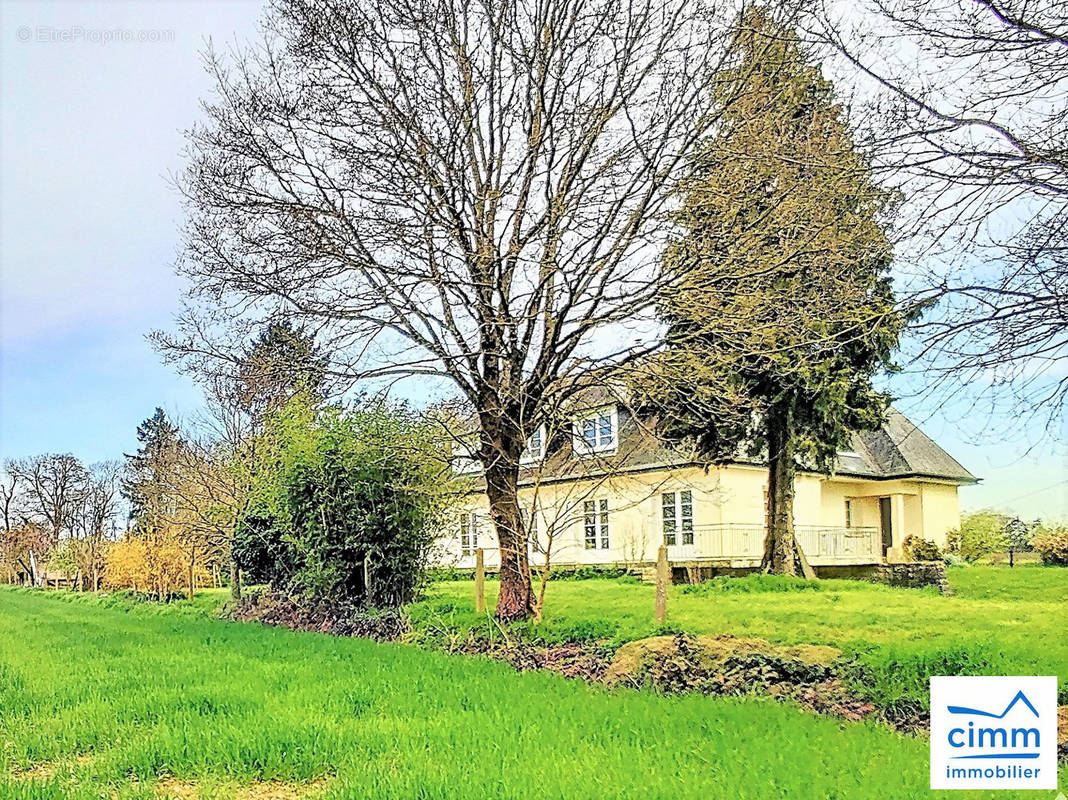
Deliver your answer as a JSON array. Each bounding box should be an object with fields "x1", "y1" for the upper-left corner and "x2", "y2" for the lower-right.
[
  {"x1": 520, "y1": 425, "x2": 546, "y2": 465},
  {"x1": 451, "y1": 441, "x2": 481, "y2": 475},
  {"x1": 573, "y1": 406, "x2": 617, "y2": 455}
]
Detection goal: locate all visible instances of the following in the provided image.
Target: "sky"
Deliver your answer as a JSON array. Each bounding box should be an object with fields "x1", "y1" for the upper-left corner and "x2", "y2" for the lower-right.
[{"x1": 1, "y1": 0, "x2": 1065, "y2": 521}]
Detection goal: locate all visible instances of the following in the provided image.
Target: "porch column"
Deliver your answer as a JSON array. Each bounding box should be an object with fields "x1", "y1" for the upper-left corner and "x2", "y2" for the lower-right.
[{"x1": 887, "y1": 493, "x2": 907, "y2": 562}]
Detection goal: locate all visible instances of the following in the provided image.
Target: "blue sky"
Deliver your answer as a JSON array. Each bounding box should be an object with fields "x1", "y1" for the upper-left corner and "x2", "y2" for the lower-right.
[{"x1": 1, "y1": 0, "x2": 1065, "y2": 521}]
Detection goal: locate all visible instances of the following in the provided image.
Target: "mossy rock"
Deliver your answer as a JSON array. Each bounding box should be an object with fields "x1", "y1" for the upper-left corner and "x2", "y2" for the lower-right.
[{"x1": 605, "y1": 633, "x2": 841, "y2": 689}]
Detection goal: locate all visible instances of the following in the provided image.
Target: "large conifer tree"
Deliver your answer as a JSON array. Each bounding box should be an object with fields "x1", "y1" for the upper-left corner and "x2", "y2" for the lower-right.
[
  {"x1": 122, "y1": 408, "x2": 182, "y2": 533},
  {"x1": 235, "y1": 322, "x2": 328, "y2": 422},
  {"x1": 638, "y1": 8, "x2": 909, "y2": 574}
]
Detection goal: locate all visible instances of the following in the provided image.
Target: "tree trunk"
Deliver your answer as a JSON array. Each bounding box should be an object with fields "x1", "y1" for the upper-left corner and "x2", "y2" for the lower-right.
[
  {"x1": 230, "y1": 557, "x2": 242, "y2": 600},
  {"x1": 28, "y1": 550, "x2": 41, "y2": 588},
  {"x1": 484, "y1": 459, "x2": 534, "y2": 621},
  {"x1": 762, "y1": 399, "x2": 801, "y2": 575}
]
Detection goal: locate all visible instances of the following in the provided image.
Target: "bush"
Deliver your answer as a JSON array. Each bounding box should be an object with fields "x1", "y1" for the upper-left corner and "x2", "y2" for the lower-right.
[
  {"x1": 424, "y1": 566, "x2": 474, "y2": 582},
  {"x1": 102, "y1": 534, "x2": 203, "y2": 599},
  {"x1": 942, "y1": 552, "x2": 968, "y2": 568},
  {"x1": 682, "y1": 574, "x2": 823, "y2": 595},
  {"x1": 902, "y1": 535, "x2": 941, "y2": 562},
  {"x1": 234, "y1": 396, "x2": 453, "y2": 608},
  {"x1": 544, "y1": 618, "x2": 621, "y2": 643},
  {"x1": 1030, "y1": 524, "x2": 1068, "y2": 566},
  {"x1": 550, "y1": 566, "x2": 631, "y2": 581},
  {"x1": 945, "y1": 511, "x2": 1008, "y2": 562}
]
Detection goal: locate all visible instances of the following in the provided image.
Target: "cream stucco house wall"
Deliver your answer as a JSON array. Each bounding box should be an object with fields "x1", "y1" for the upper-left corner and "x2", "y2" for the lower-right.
[{"x1": 434, "y1": 389, "x2": 976, "y2": 572}]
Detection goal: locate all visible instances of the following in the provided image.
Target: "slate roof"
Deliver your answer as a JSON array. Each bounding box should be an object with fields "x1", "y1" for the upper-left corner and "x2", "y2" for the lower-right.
[
  {"x1": 838, "y1": 407, "x2": 977, "y2": 483},
  {"x1": 456, "y1": 386, "x2": 978, "y2": 487}
]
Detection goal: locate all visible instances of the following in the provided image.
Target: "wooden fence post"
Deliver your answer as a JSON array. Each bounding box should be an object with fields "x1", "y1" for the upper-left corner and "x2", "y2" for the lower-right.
[
  {"x1": 654, "y1": 545, "x2": 669, "y2": 625},
  {"x1": 475, "y1": 548, "x2": 486, "y2": 614}
]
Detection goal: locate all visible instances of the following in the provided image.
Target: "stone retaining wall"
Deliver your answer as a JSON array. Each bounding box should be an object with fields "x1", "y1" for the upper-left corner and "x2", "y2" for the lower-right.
[
  {"x1": 815, "y1": 562, "x2": 953, "y2": 594},
  {"x1": 652, "y1": 561, "x2": 953, "y2": 594}
]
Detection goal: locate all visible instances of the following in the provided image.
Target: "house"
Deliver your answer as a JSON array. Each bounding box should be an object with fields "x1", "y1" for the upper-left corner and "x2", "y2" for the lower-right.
[{"x1": 435, "y1": 385, "x2": 977, "y2": 572}]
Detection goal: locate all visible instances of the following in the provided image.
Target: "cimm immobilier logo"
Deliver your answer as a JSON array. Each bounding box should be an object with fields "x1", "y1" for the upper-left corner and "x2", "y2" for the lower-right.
[{"x1": 931, "y1": 676, "x2": 1058, "y2": 790}]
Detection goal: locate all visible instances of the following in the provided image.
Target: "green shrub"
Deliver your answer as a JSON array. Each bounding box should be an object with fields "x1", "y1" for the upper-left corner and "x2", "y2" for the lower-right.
[
  {"x1": 540, "y1": 617, "x2": 621, "y2": 643},
  {"x1": 942, "y1": 552, "x2": 968, "y2": 568},
  {"x1": 682, "y1": 574, "x2": 823, "y2": 595},
  {"x1": 424, "y1": 566, "x2": 474, "y2": 582},
  {"x1": 234, "y1": 395, "x2": 454, "y2": 608},
  {"x1": 945, "y1": 511, "x2": 1008, "y2": 562},
  {"x1": 1030, "y1": 524, "x2": 1068, "y2": 566},
  {"x1": 551, "y1": 566, "x2": 631, "y2": 581},
  {"x1": 902, "y1": 535, "x2": 941, "y2": 562}
]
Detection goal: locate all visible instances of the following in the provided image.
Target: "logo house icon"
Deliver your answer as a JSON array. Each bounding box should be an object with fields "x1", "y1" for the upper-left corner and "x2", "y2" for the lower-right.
[{"x1": 931, "y1": 676, "x2": 1058, "y2": 790}]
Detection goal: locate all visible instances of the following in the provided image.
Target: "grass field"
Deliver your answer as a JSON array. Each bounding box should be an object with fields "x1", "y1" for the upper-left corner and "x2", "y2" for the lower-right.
[
  {"x1": 0, "y1": 568, "x2": 1064, "y2": 799},
  {"x1": 412, "y1": 565, "x2": 1068, "y2": 708}
]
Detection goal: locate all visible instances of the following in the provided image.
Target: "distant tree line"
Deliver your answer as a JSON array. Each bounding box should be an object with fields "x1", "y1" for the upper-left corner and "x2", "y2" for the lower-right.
[
  {"x1": 3, "y1": 322, "x2": 453, "y2": 608},
  {"x1": 1, "y1": 455, "x2": 123, "y2": 589},
  {"x1": 947, "y1": 511, "x2": 1068, "y2": 566}
]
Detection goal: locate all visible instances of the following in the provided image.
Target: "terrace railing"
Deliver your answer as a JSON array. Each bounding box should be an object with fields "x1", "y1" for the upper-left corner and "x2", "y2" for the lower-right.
[
  {"x1": 795, "y1": 525, "x2": 881, "y2": 561},
  {"x1": 692, "y1": 524, "x2": 880, "y2": 562},
  {"x1": 692, "y1": 524, "x2": 764, "y2": 559}
]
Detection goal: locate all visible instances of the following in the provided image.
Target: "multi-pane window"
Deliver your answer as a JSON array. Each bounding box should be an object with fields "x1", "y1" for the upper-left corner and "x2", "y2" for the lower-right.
[
  {"x1": 459, "y1": 513, "x2": 478, "y2": 556},
  {"x1": 583, "y1": 499, "x2": 610, "y2": 549},
  {"x1": 574, "y1": 407, "x2": 617, "y2": 455},
  {"x1": 520, "y1": 426, "x2": 544, "y2": 464},
  {"x1": 662, "y1": 490, "x2": 694, "y2": 546},
  {"x1": 844, "y1": 499, "x2": 853, "y2": 528}
]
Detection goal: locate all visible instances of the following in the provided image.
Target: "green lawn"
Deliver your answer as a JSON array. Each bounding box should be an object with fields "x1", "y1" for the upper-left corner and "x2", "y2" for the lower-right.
[
  {"x1": 412, "y1": 566, "x2": 1068, "y2": 706},
  {"x1": 1, "y1": 586, "x2": 1063, "y2": 799}
]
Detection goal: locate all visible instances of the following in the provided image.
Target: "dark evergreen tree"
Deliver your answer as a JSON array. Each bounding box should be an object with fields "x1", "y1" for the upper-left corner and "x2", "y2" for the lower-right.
[
  {"x1": 636, "y1": 9, "x2": 911, "y2": 575},
  {"x1": 236, "y1": 322, "x2": 328, "y2": 421},
  {"x1": 122, "y1": 408, "x2": 182, "y2": 530}
]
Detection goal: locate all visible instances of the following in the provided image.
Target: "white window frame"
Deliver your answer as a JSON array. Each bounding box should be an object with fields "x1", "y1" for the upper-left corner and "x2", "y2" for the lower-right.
[
  {"x1": 451, "y1": 441, "x2": 481, "y2": 475},
  {"x1": 662, "y1": 490, "x2": 694, "y2": 546},
  {"x1": 572, "y1": 405, "x2": 618, "y2": 456},
  {"x1": 459, "y1": 512, "x2": 479, "y2": 556},
  {"x1": 519, "y1": 425, "x2": 546, "y2": 465},
  {"x1": 583, "y1": 498, "x2": 610, "y2": 550}
]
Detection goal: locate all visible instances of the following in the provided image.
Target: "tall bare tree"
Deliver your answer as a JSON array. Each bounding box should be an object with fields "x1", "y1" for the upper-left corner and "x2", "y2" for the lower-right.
[
  {"x1": 10, "y1": 454, "x2": 89, "y2": 545},
  {"x1": 75, "y1": 461, "x2": 124, "y2": 590},
  {"x1": 0, "y1": 464, "x2": 22, "y2": 533},
  {"x1": 812, "y1": 0, "x2": 1068, "y2": 430},
  {"x1": 161, "y1": 0, "x2": 784, "y2": 618}
]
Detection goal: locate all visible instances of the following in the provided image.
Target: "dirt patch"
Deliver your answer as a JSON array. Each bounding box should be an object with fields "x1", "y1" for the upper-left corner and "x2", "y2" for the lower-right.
[
  {"x1": 605, "y1": 633, "x2": 841, "y2": 686},
  {"x1": 155, "y1": 777, "x2": 331, "y2": 800},
  {"x1": 450, "y1": 635, "x2": 613, "y2": 682},
  {"x1": 603, "y1": 633, "x2": 879, "y2": 723},
  {"x1": 229, "y1": 593, "x2": 409, "y2": 641},
  {"x1": 1059, "y1": 706, "x2": 1068, "y2": 761},
  {"x1": 8, "y1": 754, "x2": 93, "y2": 782}
]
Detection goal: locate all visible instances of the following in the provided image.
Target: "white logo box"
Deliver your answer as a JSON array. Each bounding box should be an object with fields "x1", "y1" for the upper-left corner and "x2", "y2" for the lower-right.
[{"x1": 930, "y1": 676, "x2": 1058, "y2": 790}]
